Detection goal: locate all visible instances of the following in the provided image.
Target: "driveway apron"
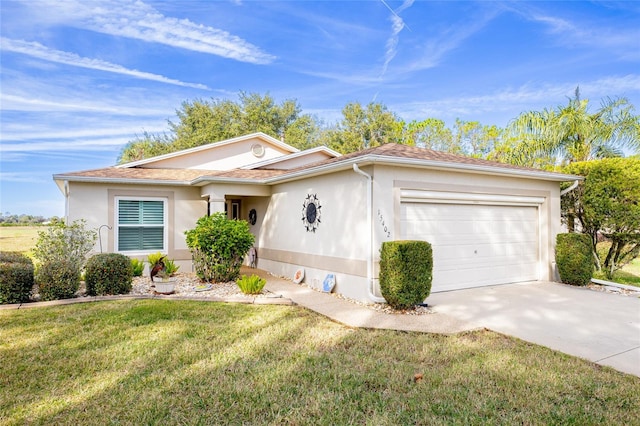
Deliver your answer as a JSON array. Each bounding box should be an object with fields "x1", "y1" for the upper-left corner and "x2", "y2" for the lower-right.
[{"x1": 427, "y1": 282, "x2": 640, "y2": 377}]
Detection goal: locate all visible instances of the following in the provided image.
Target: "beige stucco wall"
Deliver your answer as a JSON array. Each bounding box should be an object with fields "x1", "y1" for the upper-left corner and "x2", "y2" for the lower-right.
[
  {"x1": 261, "y1": 151, "x2": 333, "y2": 170},
  {"x1": 67, "y1": 182, "x2": 206, "y2": 271},
  {"x1": 257, "y1": 169, "x2": 370, "y2": 300},
  {"x1": 257, "y1": 164, "x2": 562, "y2": 302},
  {"x1": 65, "y1": 162, "x2": 562, "y2": 302},
  {"x1": 143, "y1": 137, "x2": 291, "y2": 170}
]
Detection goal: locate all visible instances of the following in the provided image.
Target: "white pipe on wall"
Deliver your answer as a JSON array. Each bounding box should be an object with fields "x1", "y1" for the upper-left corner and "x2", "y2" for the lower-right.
[
  {"x1": 560, "y1": 180, "x2": 580, "y2": 196},
  {"x1": 352, "y1": 163, "x2": 387, "y2": 304}
]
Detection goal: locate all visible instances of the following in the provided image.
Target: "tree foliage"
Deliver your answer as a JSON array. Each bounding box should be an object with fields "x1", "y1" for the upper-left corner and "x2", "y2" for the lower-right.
[
  {"x1": 118, "y1": 92, "x2": 321, "y2": 163},
  {"x1": 116, "y1": 89, "x2": 638, "y2": 171},
  {"x1": 507, "y1": 88, "x2": 640, "y2": 167},
  {"x1": 562, "y1": 157, "x2": 640, "y2": 277},
  {"x1": 326, "y1": 102, "x2": 403, "y2": 153}
]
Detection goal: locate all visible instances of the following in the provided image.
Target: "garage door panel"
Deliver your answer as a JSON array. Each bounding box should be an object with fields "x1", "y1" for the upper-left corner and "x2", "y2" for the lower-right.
[{"x1": 400, "y1": 203, "x2": 539, "y2": 292}]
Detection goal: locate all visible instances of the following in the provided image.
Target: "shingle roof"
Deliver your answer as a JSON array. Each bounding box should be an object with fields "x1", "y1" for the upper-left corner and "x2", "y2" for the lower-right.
[
  {"x1": 57, "y1": 167, "x2": 212, "y2": 182},
  {"x1": 55, "y1": 166, "x2": 288, "y2": 183},
  {"x1": 288, "y1": 143, "x2": 545, "y2": 174},
  {"x1": 55, "y1": 143, "x2": 574, "y2": 184}
]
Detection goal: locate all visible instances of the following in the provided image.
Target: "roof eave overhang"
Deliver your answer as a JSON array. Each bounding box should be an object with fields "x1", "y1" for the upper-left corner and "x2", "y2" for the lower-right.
[
  {"x1": 191, "y1": 176, "x2": 271, "y2": 186},
  {"x1": 54, "y1": 155, "x2": 582, "y2": 188},
  {"x1": 53, "y1": 174, "x2": 193, "y2": 186},
  {"x1": 266, "y1": 155, "x2": 583, "y2": 184}
]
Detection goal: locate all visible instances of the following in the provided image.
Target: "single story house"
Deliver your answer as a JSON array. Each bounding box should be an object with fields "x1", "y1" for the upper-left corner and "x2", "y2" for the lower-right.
[{"x1": 54, "y1": 132, "x2": 580, "y2": 302}]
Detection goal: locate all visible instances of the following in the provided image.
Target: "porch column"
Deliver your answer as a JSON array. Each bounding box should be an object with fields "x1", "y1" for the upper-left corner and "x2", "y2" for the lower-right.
[{"x1": 209, "y1": 198, "x2": 226, "y2": 214}]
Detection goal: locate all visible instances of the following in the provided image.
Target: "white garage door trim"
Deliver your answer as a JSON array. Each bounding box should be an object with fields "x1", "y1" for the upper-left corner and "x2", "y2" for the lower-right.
[
  {"x1": 400, "y1": 189, "x2": 546, "y2": 206},
  {"x1": 400, "y1": 190, "x2": 542, "y2": 292}
]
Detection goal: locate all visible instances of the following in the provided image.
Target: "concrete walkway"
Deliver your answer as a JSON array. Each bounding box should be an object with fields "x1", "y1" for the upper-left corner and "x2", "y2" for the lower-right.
[{"x1": 264, "y1": 275, "x2": 640, "y2": 377}]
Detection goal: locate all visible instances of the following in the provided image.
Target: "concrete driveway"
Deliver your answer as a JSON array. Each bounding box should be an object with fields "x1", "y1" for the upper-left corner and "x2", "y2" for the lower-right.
[
  {"x1": 266, "y1": 276, "x2": 640, "y2": 377},
  {"x1": 426, "y1": 282, "x2": 640, "y2": 376}
]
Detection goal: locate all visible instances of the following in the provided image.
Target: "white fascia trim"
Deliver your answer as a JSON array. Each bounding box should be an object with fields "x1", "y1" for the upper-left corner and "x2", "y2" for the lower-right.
[
  {"x1": 241, "y1": 146, "x2": 342, "y2": 170},
  {"x1": 265, "y1": 154, "x2": 582, "y2": 184},
  {"x1": 53, "y1": 175, "x2": 192, "y2": 186},
  {"x1": 190, "y1": 176, "x2": 270, "y2": 186},
  {"x1": 116, "y1": 132, "x2": 299, "y2": 168}
]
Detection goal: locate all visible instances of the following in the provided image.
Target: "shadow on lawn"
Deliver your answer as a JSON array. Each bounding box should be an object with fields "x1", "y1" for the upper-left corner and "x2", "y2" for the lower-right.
[{"x1": 1, "y1": 300, "x2": 639, "y2": 425}]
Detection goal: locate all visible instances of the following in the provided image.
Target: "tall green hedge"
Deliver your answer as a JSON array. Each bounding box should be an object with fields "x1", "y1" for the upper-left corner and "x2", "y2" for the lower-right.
[
  {"x1": 379, "y1": 240, "x2": 433, "y2": 309},
  {"x1": 0, "y1": 252, "x2": 34, "y2": 304},
  {"x1": 555, "y1": 233, "x2": 594, "y2": 286}
]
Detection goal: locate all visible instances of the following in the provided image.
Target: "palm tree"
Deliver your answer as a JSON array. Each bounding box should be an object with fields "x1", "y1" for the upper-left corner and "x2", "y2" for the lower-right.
[{"x1": 506, "y1": 88, "x2": 640, "y2": 167}]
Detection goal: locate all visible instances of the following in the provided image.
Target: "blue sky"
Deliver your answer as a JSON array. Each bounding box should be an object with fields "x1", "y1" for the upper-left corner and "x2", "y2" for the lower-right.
[{"x1": 1, "y1": 0, "x2": 639, "y2": 218}]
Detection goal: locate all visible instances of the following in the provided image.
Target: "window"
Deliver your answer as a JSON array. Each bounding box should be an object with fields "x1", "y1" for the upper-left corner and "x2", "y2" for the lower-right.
[{"x1": 116, "y1": 198, "x2": 166, "y2": 252}]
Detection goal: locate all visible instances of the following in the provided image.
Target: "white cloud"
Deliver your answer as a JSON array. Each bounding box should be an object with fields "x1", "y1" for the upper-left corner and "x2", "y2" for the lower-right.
[
  {"x1": 0, "y1": 125, "x2": 166, "y2": 142},
  {"x1": 404, "y1": 7, "x2": 504, "y2": 73},
  {"x1": 393, "y1": 75, "x2": 640, "y2": 123},
  {"x1": 0, "y1": 172, "x2": 50, "y2": 184},
  {"x1": 0, "y1": 93, "x2": 171, "y2": 116},
  {"x1": 380, "y1": 0, "x2": 414, "y2": 78},
  {"x1": 18, "y1": 0, "x2": 275, "y2": 64},
  {"x1": 515, "y1": 6, "x2": 640, "y2": 61},
  {"x1": 0, "y1": 136, "x2": 135, "y2": 153},
  {"x1": 1, "y1": 38, "x2": 210, "y2": 90}
]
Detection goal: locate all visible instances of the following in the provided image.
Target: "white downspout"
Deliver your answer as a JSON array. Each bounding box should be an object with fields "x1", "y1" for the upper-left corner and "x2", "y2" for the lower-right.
[
  {"x1": 63, "y1": 180, "x2": 70, "y2": 224},
  {"x1": 353, "y1": 163, "x2": 386, "y2": 303},
  {"x1": 560, "y1": 180, "x2": 579, "y2": 196}
]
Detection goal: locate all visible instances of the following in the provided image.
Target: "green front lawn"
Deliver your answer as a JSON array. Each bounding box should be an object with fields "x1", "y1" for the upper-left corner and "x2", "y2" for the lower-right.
[{"x1": 1, "y1": 300, "x2": 638, "y2": 425}]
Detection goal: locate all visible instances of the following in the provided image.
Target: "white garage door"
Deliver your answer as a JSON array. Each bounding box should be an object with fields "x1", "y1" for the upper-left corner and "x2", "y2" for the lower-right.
[{"x1": 400, "y1": 202, "x2": 539, "y2": 292}]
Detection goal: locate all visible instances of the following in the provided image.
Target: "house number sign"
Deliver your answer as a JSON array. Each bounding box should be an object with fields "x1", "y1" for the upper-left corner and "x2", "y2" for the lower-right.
[{"x1": 377, "y1": 209, "x2": 391, "y2": 238}]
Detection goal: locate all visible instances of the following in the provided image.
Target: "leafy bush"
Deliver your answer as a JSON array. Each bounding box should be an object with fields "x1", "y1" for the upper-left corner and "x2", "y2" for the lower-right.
[
  {"x1": 236, "y1": 274, "x2": 266, "y2": 295},
  {"x1": 185, "y1": 213, "x2": 255, "y2": 282},
  {"x1": 0, "y1": 251, "x2": 34, "y2": 304},
  {"x1": 32, "y1": 220, "x2": 97, "y2": 269},
  {"x1": 85, "y1": 253, "x2": 133, "y2": 296},
  {"x1": 36, "y1": 260, "x2": 81, "y2": 301},
  {"x1": 147, "y1": 252, "x2": 165, "y2": 267},
  {"x1": 379, "y1": 240, "x2": 433, "y2": 310},
  {"x1": 147, "y1": 252, "x2": 180, "y2": 276},
  {"x1": 32, "y1": 221, "x2": 96, "y2": 301},
  {"x1": 130, "y1": 258, "x2": 145, "y2": 277},
  {"x1": 556, "y1": 233, "x2": 594, "y2": 286},
  {"x1": 162, "y1": 258, "x2": 180, "y2": 276}
]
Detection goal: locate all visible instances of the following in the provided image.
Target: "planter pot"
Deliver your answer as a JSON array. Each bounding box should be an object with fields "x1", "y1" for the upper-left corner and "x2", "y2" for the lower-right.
[
  {"x1": 153, "y1": 278, "x2": 176, "y2": 295},
  {"x1": 153, "y1": 276, "x2": 177, "y2": 283}
]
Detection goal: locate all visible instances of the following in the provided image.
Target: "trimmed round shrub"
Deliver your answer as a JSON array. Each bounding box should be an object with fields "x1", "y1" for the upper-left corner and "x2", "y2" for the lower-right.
[
  {"x1": 379, "y1": 240, "x2": 433, "y2": 310},
  {"x1": 556, "y1": 233, "x2": 594, "y2": 286},
  {"x1": 0, "y1": 252, "x2": 35, "y2": 304},
  {"x1": 36, "y1": 259, "x2": 81, "y2": 300},
  {"x1": 85, "y1": 253, "x2": 133, "y2": 296}
]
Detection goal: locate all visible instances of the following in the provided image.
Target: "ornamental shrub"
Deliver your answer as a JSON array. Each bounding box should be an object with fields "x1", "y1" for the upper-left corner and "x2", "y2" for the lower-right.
[
  {"x1": 32, "y1": 220, "x2": 97, "y2": 270},
  {"x1": 379, "y1": 240, "x2": 433, "y2": 310},
  {"x1": 556, "y1": 233, "x2": 594, "y2": 286},
  {"x1": 0, "y1": 252, "x2": 34, "y2": 304},
  {"x1": 147, "y1": 252, "x2": 180, "y2": 276},
  {"x1": 236, "y1": 274, "x2": 266, "y2": 295},
  {"x1": 36, "y1": 259, "x2": 81, "y2": 301},
  {"x1": 130, "y1": 258, "x2": 145, "y2": 277},
  {"x1": 85, "y1": 253, "x2": 133, "y2": 296},
  {"x1": 185, "y1": 213, "x2": 255, "y2": 282}
]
